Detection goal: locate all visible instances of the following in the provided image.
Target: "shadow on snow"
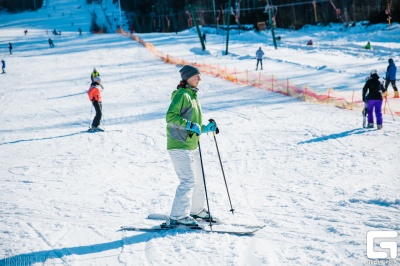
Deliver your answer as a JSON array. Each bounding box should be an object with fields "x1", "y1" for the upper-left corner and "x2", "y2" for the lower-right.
[
  {"x1": 297, "y1": 128, "x2": 371, "y2": 144},
  {"x1": 0, "y1": 232, "x2": 153, "y2": 265},
  {"x1": 0, "y1": 229, "x2": 250, "y2": 265}
]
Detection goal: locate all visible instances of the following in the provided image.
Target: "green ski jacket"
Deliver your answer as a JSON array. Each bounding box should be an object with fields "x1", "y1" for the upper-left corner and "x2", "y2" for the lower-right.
[{"x1": 166, "y1": 86, "x2": 203, "y2": 150}]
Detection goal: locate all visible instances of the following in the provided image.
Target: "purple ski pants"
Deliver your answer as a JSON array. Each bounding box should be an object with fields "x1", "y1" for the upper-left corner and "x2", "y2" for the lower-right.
[{"x1": 367, "y1": 99, "x2": 383, "y2": 125}]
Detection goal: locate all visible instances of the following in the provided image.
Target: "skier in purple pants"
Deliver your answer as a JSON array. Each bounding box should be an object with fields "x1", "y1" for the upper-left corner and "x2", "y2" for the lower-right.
[{"x1": 362, "y1": 70, "x2": 386, "y2": 129}]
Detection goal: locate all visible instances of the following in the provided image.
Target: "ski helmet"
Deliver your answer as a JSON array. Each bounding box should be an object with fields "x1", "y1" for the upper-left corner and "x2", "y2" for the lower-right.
[
  {"x1": 389, "y1": 58, "x2": 393, "y2": 63},
  {"x1": 93, "y1": 76, "x2": 101, "y2": 83}
]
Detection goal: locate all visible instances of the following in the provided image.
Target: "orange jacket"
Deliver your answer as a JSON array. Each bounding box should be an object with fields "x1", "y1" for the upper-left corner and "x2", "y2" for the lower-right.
[{"x1": 88, "y1": 85, "x2": 102, "y2": 102}]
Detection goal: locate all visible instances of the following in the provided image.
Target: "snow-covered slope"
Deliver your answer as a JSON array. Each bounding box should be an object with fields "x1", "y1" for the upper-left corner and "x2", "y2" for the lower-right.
[
  {"x1": 0, "y1": 1, "x2": 399, "y2": 265},
  {"x1": 0, "y1": 0, "x2": 124, "y2": 33}
]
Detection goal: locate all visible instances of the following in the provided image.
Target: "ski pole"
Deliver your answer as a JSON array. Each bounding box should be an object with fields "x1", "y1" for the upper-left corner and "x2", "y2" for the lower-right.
[
  {"x1": 385, "y1": 97, "x2": 395, "y2": 121},
  {"x1": 197, "y1": 139, "x2": 213, "y2": 229},
  {"x1": 88, "y1": 105, "x2": 93, "y2": 128},
  {"x1": 101, "y1": 104, "x2": 105, "y2": 130},
  {"x1": 209, "y1": 119, "x2": 235, "y2": 215}
]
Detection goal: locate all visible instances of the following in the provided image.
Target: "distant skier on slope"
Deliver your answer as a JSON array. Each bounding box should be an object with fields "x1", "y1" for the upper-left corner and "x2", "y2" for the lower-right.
[
  {"x1": 255, "y1": 47, "x2": 264, "y2": 70},
  {"x1": 1, "y1": 59, "x2": 5, "y2": 74},
  {"x1": 384, "y1": 58, "x2": 398, "y2": 98},
  {"x1": 48, "y1": 38, "x2": 54, "y2": 48},
  {"x1": 87, "y1": 76, "x2": 103, "y2": 131},
  {"x1": 166, "y1": 65, "x2": 218, "y2": 226},
  {"x1": 362, "y1": 70, "x2": 386, "y2": 129},
  {"x1": 91, "y1": 68, "x2": 100, "y2": 82}
]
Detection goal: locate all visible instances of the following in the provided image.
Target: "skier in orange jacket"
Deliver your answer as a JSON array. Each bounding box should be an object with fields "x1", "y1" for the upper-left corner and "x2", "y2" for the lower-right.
[{"x1": 87, "y1": 76, "x2": 103, "y2": 131}]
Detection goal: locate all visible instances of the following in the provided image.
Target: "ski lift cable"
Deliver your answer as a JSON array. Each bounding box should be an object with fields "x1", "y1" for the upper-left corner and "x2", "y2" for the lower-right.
[{"x1": 129, "y1": 0, "x2": 331, "y2": 19}]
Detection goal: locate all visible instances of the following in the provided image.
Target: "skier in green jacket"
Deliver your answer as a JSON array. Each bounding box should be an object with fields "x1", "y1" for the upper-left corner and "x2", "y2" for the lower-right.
[{"x1": 166, "y1": 65, "x2": 217, "y2": 226}]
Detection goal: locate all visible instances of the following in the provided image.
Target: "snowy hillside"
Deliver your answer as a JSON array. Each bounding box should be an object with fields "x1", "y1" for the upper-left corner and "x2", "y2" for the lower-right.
[
  {"x1": 1, "y1": 0, "x2": 400, "y2": 265},
  {"x1": 0, "y1": 0, "x2": 124, "y2": 33}
]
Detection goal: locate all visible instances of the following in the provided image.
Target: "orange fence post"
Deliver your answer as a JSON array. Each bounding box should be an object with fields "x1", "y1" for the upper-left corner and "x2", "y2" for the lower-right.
[
  {"x1": 351, "y1": 90, "x2": 354, "y2": 110},
  {"x1": 234, "y1": 67, "x2": 237, "y2": 83},
  {"x1": 327, "y1": 87, "x2": 331, "y2": 105},
  {"x1": 287, "y1": 79, "x2": 289, "y2": 96},
  {"x1": 271, "y1": 75, "x2": 274, "y2": 92}
]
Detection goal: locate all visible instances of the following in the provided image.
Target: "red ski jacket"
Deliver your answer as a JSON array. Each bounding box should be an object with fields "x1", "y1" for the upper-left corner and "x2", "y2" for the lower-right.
[{"x1": 88, "y1": 85, "x2": 102, "y2": 102}]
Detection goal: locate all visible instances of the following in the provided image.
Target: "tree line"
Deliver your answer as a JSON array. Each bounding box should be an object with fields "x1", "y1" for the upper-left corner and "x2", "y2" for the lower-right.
[
  {"x1": 1, "y1": 0, "x2": 398, "y2": 32},
  {"x1": 118, "y1": 0, "x2": 399, "y2": 32},
  {"x1": 0, "y1": 0, "x2": 44, "y2": 12}
]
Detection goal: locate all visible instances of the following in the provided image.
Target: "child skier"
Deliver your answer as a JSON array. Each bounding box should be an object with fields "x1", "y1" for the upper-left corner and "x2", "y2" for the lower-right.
[
  {"x1": 91, "y1": 68, "x2": 100, "y2": 82},
  {"x1": 87, "y1": 76, "x2": 103, "y2": 131}
]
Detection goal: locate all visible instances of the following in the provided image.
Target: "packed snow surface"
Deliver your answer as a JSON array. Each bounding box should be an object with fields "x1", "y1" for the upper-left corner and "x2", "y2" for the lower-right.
[{"x1": 1, "y1": 0, "x2": 399, "y2": 265}]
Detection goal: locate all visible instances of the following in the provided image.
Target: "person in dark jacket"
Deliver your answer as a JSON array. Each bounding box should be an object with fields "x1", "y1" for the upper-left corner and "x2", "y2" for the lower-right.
[
  {"x1": 48, "y1": 38, "x2": 54, "y2": 48},
  {"x1": 1, "y1": 59, "x2": 5, "y2": 74},
  {"x1": 384, "y1": 58, "x2": 398, "y2": 98},
  {"x1": 362, "y1": 70, "x2": 386, "y2": 129},
  {"x1": 9, "y1": 42, "x2": 12, "y2": 54}
]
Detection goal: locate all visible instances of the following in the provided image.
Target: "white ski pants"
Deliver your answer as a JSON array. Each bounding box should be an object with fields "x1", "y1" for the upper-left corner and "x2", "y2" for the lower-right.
[{"x1": 169, "y1": 148, "x2": 205, "y2": 220}]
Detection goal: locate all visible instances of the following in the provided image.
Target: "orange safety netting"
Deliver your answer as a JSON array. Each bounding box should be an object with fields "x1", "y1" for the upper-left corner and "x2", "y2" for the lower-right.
[{"x1": 126, "y1": 33, "x2": 400, "y2": 116}]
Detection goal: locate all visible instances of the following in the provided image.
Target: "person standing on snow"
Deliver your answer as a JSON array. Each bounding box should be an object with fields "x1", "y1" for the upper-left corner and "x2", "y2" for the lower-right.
[
  {"x1": 166, "y1": 65, "x2": 218, "y2": 226},
  {"x1": 8, "y1": 42, "x2": 12, "y2": 54},
  {"x1": 384, "y1": 58, "x2": 398, "y2": 98},
  {"x1": 1, "y1": 59, "x2": 5, "y2": 74},
  {"x1": 362, "y1": 70, "x2": 386, "y2": 129},
  {"x1": 87, "y1": 76, "x2": 103, "y2": 131},
  {"x1": 255, "y1": 47, "x2": 264, "y2": 70},
  {"x1": 48, "y1": 38, "x2": 54, "y2": 48},
  {"x1": 91, "y1": 68, "x2": 100, "y2": 82}
]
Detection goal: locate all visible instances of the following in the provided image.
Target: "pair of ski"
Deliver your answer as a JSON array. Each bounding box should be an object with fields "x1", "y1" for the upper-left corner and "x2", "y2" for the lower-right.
[{"x1": 120, "y1": 214, "x2": 265, "y2": 236}]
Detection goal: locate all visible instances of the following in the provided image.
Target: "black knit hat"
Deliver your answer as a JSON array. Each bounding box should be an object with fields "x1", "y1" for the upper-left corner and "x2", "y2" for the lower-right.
[{"x1": 179, "y1": 65, "x2": 200, "y2": 81}]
